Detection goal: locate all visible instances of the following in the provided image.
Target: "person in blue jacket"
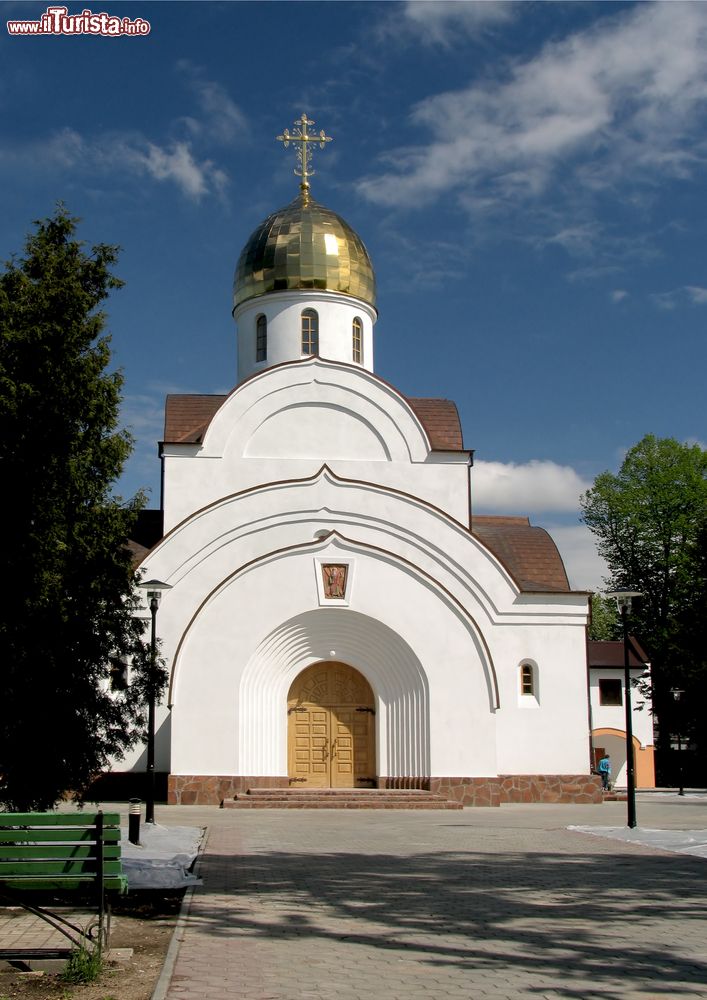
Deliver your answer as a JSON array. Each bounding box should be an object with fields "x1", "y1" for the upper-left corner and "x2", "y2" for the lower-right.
[{"x1": 597, "y1": 753, "x2": 612, "y2": 790}]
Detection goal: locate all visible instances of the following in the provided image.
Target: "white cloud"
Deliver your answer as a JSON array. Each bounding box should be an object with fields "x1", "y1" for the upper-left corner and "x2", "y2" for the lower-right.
[
  {"x1": 1, "y1": 67, "x2": 243, "y2": 201},
  {"x1": 103, "y1": 136, "x2": 227, "y2": 201},
  {"x1": 2, "y1": 129, "x2": 226, "y2": 202},
  {"x1": 377, "y1": 225, "x2": 469, "y2": 288},
  {"x1": 137, "y1": 142, "x2": 227, "y2": 200},
  {"x1": 401, "y1": 1, "x2": 515, "y2": 45},
  {"x1": 651, "y1": 285, "x2": 707, "y2": 310},
  {"x1": 611, "y1": 289, "x2": 628, "y2": 303},
  {"x1": 359, "y1": 4, "x2": 707, "y2": 210},
  {"x1": 566, "y1": 263, "x2": 622, "y2": 284},
  {"x1": 650, "y1": 290, "x2": 679, "y2": 310},
  {"x1": 44, "y1": 126, "x2": 86, "y2": 166},
  {"x1": 685, "y1": 285, "x2": 707, "y2": 304},
  {"x1": 543, "y1": 524, "x2": 609, "y2": 592},
  {"x1": 544, "y1": 223, "x2": 603, "y2": 257},
  {"x1": 472, "y1": 459, "x2": 591, "y2": 514},
  {"x1": 176, "y1": 61, "x2": 247, "y2": 144},
  {"x1": 686, "y1": 436, "x2": 707, "y2": 451}
]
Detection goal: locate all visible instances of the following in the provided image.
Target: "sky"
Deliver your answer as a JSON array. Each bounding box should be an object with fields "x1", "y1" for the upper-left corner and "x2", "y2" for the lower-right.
[{"x1": 1, "y1": 0, "x2": 706, "y2": 591}]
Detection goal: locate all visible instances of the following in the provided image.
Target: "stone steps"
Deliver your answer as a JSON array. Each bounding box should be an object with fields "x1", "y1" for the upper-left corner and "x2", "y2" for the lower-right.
[{"x1": 222, "y1": 788, "x2": 463, "y2": 810}]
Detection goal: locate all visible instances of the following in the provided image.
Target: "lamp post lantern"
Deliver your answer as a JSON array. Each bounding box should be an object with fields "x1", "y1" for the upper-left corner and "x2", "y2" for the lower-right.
[
  {"x1": 670, "y1": 687, "x2": 685, "y2": 796},
  {"x1": 606, "y1": 590, "x2": 642, "y2": 829},
  {"x1": 139, "y1": 579, "x2": 172, "y2": 824}
]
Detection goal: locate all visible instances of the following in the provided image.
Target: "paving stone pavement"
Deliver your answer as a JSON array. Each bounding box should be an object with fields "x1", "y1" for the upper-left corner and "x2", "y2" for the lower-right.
[
  {"x1": 153, "y1": 797, "x2": 707, "y2": 1000},
  {"x1": 0, "y1": 906, "x2": 95, "y2": 953}
]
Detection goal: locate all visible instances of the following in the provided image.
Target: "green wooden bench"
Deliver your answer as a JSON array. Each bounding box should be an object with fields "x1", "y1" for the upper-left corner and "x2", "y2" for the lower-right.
[{"x1": 0, "y1": 810, "x2": 126, "y2": 962}]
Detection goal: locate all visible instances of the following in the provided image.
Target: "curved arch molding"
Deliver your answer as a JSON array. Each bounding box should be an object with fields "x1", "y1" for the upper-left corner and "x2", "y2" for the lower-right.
[{"x1": 169, "y1": 531, "x2": 500, "y2": 715}]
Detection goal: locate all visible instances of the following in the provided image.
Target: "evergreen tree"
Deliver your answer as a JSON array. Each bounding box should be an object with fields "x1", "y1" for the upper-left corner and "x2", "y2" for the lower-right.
[{"x1": 0, "y1": 207, "x2": 148, "y2": 810}]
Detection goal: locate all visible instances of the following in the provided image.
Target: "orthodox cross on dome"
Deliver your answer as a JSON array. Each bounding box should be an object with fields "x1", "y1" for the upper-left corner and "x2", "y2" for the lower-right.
[{"x1": 276, "y1": 113, "x2": 332, "y2": 202}]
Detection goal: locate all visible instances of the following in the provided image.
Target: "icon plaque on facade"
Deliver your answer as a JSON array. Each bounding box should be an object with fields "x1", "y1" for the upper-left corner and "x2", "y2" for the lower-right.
[{"x1": 321, "y1": 564, "x2": 348, "y2": 600}]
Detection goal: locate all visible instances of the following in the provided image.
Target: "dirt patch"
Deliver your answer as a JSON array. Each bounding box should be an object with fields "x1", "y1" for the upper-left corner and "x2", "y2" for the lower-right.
[{"x1": 0, "y1": 892, "x2": 184, "y2": 1000}]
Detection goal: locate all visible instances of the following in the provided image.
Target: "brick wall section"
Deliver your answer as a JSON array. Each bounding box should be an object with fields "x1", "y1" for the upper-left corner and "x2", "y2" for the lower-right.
[{"x1": 170, "y1": 773, "x2": 602, "y2": 805}]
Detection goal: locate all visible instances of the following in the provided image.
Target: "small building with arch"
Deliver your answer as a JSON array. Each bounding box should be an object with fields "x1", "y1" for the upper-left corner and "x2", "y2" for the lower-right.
[
  {"x1": 126, "y1": 127, "x2": 601, "y2": 806},
  {"x1": 588, "y1": 638, "x2": 655, "y2": 788}
]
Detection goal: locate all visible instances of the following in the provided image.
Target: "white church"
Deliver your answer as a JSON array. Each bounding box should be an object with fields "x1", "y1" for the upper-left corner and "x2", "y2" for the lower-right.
[{"x1": 127, "y1": 116, "x2": 604, "y2": 807}]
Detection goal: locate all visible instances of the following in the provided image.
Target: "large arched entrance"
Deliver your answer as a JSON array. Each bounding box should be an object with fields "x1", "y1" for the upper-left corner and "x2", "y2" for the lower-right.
[{"x1": 287, "y1": 662, "x2": 376, "y2": 788}]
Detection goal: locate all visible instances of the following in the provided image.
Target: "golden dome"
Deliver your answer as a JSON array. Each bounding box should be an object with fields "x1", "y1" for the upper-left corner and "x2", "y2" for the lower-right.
[{"x1": 233, "y1": 194, "x2": 376, "y2": 310}]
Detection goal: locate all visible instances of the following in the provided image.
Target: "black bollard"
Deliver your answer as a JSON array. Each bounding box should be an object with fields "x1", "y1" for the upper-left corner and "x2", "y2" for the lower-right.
[{"x1": 128, "y1": 798, "x2": 142, "y2": 845}]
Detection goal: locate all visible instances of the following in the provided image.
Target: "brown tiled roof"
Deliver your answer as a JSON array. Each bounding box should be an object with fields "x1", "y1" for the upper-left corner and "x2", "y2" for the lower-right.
[
  {"x1": 163, "y1": 392, "x2": 465, "y2": 451},
  {"x1": 127, "y1": 538, "x2": 150, "y2": 569},
  {"x1": 587, "y1": 638, "x2": 650, "y2": 668},
  {"x1": 407, "y1": 398, "x2": 464, "y2": 451},
  {"x1": 164, "y1": 395, "x2": 227, "y2": 443},
  {"x1": 472, "y1": 515, "x2": 571, "y2": 592}
]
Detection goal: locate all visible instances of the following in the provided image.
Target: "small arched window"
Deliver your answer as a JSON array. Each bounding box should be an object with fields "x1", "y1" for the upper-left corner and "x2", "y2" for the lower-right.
[
  {"x1": 256, "y1": 314, "x2": 267, "y2": 362},
  {"x1": 301, "y1": 309, "x2": 319, "y2": 355},
  {"x1": 352, "y1": 317, "x2": 363, "y2": 364},
  {"x1": 520, "y1": 663, "x2": 534, "y2": 697}
]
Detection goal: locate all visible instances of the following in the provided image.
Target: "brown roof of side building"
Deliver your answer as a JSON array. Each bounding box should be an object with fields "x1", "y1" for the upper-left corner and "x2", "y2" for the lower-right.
[
  {"x1": 471, "y1": 515, "x2": 571, "y2": 592},
  {"x1": 164, "y1": 392, "x2": 465, "y2": 451},
  {"x1": 406, "y1": 398, "x2": 464, "y2": 450},
  {"x1": 164, "y1": 394, "x2": 227, "y2": 444},
  {"x1": 587, "y1": 638, "x2": 650, "y2": 668}
]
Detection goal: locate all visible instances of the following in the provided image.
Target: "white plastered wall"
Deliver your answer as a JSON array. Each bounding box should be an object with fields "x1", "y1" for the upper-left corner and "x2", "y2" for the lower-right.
[
  {"x1": 588, "y1": 667, "x2": 654, "y2": 786},
  {"x1": 161, "y1": 358, "x2": 471, "y2": 531},
  {"x1": 492, "y1": 623, "x2": 592, "y2": 774},
  {"x1": 234, "y1": 290, "x2": 376, "y2": 382},
  {"x1": 133, "y1": 470, "x2": 591, "y2": 780}
]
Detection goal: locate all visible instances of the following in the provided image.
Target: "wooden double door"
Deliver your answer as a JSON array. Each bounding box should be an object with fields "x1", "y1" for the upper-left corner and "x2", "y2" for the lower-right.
[{"x1": 287, "y1": 662, "x2": 375, "y2": 788}]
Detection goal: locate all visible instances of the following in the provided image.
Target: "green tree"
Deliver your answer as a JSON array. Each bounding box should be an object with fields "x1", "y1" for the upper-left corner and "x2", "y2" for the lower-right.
[
  {"x1": 580, "y1": 434, "x2": 707, "y2": 756},
  {"x1": 668, "y1": 522, "x2": 707, "y2": 763},
  {"x1": 0, "y1": 207, "x2": 149, "y2": 810},
  {"x1": 587, "y1": 593, "x2": 620, "y2": 641}
]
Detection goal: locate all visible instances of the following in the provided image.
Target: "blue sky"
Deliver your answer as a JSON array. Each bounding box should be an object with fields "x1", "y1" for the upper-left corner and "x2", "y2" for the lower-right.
[{"x1": 2, "y1": 1, "x2": 706, "y2": 589}]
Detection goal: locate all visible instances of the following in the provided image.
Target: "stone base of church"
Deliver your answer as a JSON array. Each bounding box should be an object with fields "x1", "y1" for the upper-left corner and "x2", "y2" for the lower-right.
[
  {"x1": 382, "y1": 774, "x2": 602, "y2": 806},
  {"x1": 168, "y1": 773, "x2": 602, "y2": 805},
  {"x1": 168, "y1": 774, "x2": 289, "y2": 805},
  {"x1": 429, "y1": 774, "x2": 603, "y2": 806}
]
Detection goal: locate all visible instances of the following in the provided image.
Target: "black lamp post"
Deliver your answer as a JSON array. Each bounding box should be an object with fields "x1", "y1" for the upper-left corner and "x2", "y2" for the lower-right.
[
  {"x1": 607, "y1": 590, "x2": 641, "y2": 829},
  {"x1": 139, "y1": 579, "x2": 172, "y2": 824},
  {"x1": 670, "y1": 687, "x2": 685, "y2": 796}
]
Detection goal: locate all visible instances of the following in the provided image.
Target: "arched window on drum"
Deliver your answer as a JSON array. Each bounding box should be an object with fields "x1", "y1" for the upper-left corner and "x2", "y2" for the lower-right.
[
  {"x1": 255, "y1": 314, "x2": 267, "y2": 362},
  {"x1": 352, "y1": 316, "x2": 363, "y2": 364},
  {"x1": 301, "y1": 309, "x2": 319, "y2": 355}
]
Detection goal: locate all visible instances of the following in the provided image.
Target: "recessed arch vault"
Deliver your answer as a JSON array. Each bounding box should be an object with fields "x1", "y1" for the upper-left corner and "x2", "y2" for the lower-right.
[{"x1": 239, "y1": 608, "x2": 430, "y2": 779}]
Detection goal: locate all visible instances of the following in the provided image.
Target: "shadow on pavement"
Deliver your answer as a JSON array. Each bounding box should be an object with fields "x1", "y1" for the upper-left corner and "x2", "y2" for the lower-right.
[{"x1": 187, "y1": 847, "x2": 707, "y2": 998}]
